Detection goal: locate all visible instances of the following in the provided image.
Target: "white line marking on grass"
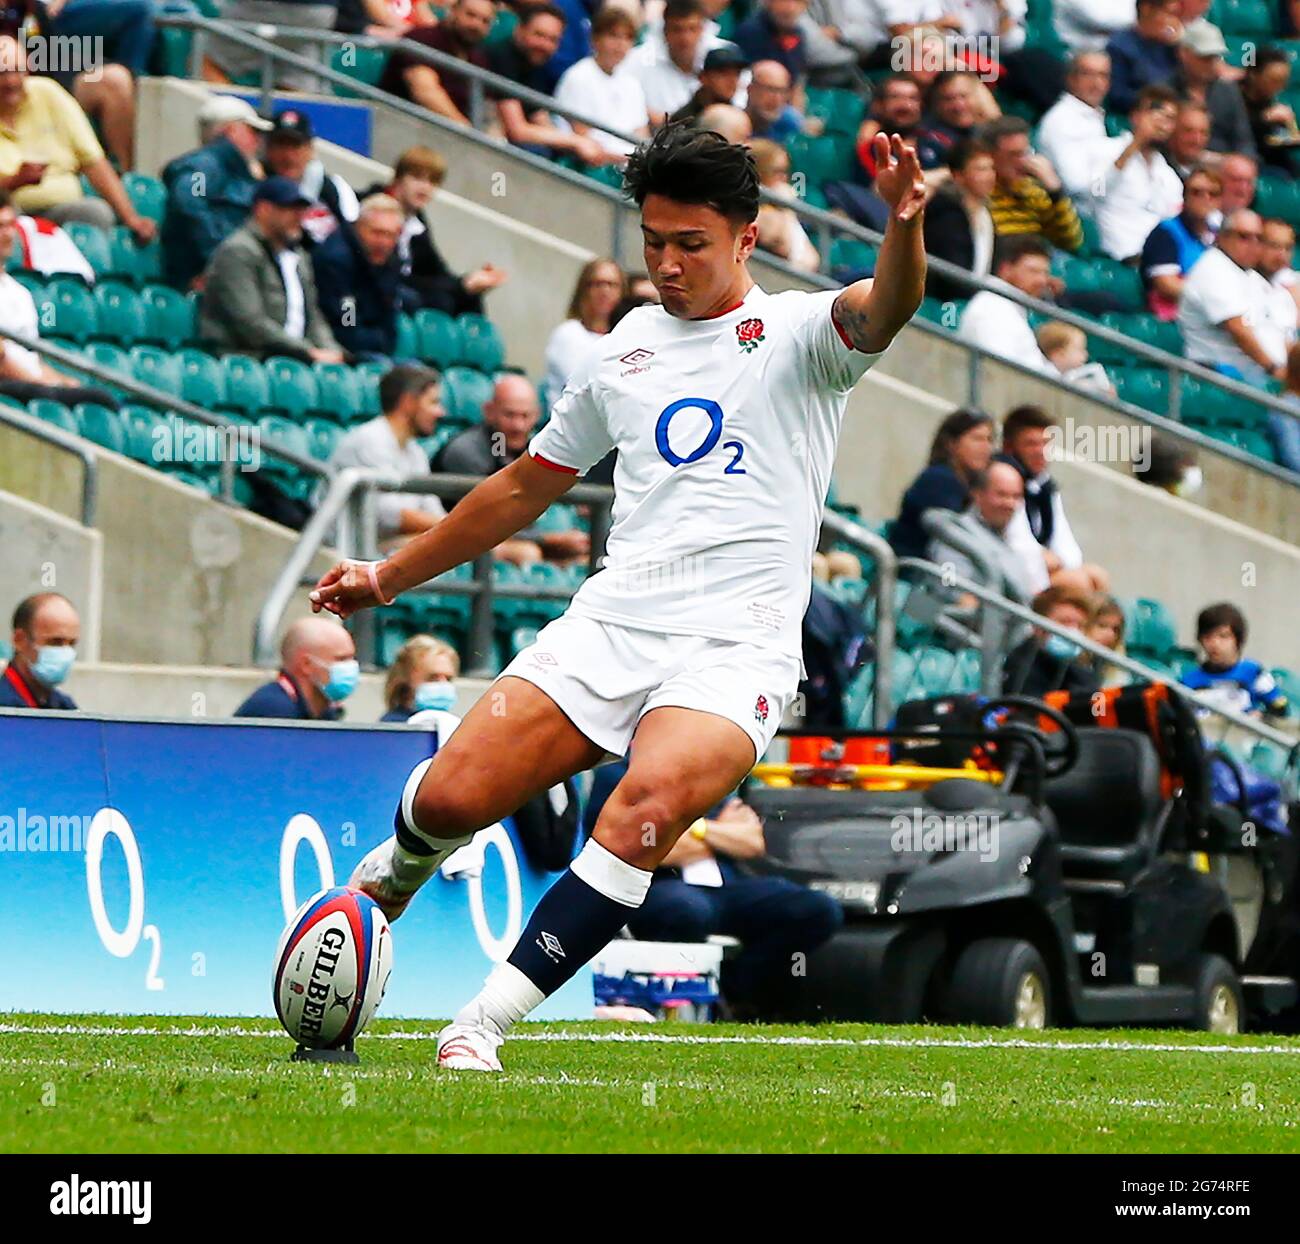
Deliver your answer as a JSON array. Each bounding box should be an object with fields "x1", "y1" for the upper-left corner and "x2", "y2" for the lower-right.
[{"x1": 4, "y1": 1021, "x2": 1300, "y2": 1057}]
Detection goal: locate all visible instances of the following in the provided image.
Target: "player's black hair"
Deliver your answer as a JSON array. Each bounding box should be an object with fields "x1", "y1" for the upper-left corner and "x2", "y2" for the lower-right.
[
  {"x1": 1196, "y1": 602, "x2": 1247, "y2": 647},
  {"x1": 623, "y1": 122, "x2": 760, "y2": 225},
  {"x1": 380, "y1": 363, "x2": 441, "y2": 413}
]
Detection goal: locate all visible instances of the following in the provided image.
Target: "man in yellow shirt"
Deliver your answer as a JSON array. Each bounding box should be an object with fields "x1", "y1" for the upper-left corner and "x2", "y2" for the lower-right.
[{"x1": 0, "y1": 35, "x2": 153, "y2": 241}]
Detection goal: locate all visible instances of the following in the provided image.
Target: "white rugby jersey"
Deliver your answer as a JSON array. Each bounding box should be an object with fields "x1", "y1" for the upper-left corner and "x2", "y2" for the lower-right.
[{"x1": 528, "y1": 284, "x2": 883, "y2": 659}]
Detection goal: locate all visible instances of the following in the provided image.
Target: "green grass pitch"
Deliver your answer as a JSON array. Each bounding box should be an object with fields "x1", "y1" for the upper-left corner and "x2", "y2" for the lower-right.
[{"x1": 3, "y1": 1014, "x2": 1300, "y2": 1153}]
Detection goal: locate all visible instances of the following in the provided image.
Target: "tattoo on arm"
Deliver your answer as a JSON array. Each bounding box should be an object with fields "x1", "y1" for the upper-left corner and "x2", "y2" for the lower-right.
[{"x1": 833, "y1": 292, "x2": 874, "y2": 350}]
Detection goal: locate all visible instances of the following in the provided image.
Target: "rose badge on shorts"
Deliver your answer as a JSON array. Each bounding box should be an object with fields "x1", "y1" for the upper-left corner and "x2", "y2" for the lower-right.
[
  {"x1": 736, "y1": 318, "x2": 765, "y2": 353},
  {"x1": 754, "y1": 694, "x2": 769, "y2": 724}
]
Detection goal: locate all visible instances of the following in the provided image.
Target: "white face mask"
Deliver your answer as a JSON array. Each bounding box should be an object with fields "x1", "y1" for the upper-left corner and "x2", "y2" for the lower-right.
[{"x1": 1173, "y1": 465, "x2": 1203, "y2": 497}]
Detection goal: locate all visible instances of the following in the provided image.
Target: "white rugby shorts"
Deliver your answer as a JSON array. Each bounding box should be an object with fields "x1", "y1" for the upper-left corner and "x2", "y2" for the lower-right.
[{"x1": 498, "y1": 613, "x2": 801, "y2": 762}]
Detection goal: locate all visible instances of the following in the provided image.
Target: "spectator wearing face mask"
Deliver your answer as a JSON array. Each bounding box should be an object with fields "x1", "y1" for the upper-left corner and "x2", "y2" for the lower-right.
[
  {"x1": 381, "y1": 634, "x2": 460, "y2": 722},
  {"x1": 1002, "y1": 584, "x2": 1101, "y2": 698},
  {"x1": 234, "y1": 616, "x2": 358, "y2": 720},
  {"x1": 0, "y1": 592, "x2": 80, "y2": 710},
  {"x1": 1082, "y1": 592, "x2": 1129, "y2": 687},
  {"x1": 1133, "y1": 430, "x2": 1204, "y2": 495}
]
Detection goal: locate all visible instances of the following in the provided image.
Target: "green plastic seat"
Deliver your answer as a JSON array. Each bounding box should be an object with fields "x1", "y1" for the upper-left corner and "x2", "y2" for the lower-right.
[
  {"x1": 394, "y1": 312, "x2": 418, "y2": 362},
  {"x1": 911, "y1": 646, "x2": 958, "y2": 698},
  {"x1": 128, "y1": 344, "x2": 183, "y2": 395},
  {"x1": 12, "y1": 269, "x2": 45, "y2": 299},
  {"x1": 303, "y1": 416, "x2": 343, "y2": 461},
  {"x1": 1180, "y1": 375, "x2": 1253, "y2": 427},
  {"x1": 355, "y1": 358, "x2": 386, "y2": 415},
  {"x1": 108, "y1": 226, "x2": 163, "y2": 285},
  {"x1": 1253, "y1": 175, "x2": 1300, "y2": 229},
  {"x1": 1211, "y1": 0, "x2": 1274, "y2": 34},
  {"x1": 1111, "y1": 366, "x2": 1170, "y2": 415},
  {"x1": 1057, "y1": 255, "x2": 1143, "y2": 311},
  {"x1": 804, "y1": 86, "x2": 866, "y2": 137},
  {"x1": 264, "y1": 354, "x2": 319, "y2": 417},
  {"x1": 73, "y1": 402, "x2": 125, "y2": 453},
  {"x1": 414, "y1": 308, "x2": 464, "y2": 369},
  {"x1": 119, "y1": 403, "x2": 166, "y2": 463},
  {"x1": 1092, "y1": 313, "x2": 1182, "y2": 364},
  {"x1": 64, "y1": 221, "x2": 112, "y2": 279},
  {"x1": 457, "y1": 314, "x2": 505, "y2": 372},
  {"x1": 1125, "y1": 597, "x2": 1178, "y2": 661},
  {"x1": 508, "y1": 626, "x2": 539, "y2": 658},
  {"x1": 829, "y1": 237, "x2": 876, "y2": 275},
  {"x1": 27, "y1": 398, "x2": 78, "y2": 434},
  {"x1": 257, "y1": 412, "x2": 312, "y2": 470},
  {"x1": 442, "y1": 365, "x2": 494, "y2": 423},
  {"x1": 177, "y1": 347, "x2": 227, "y2": 408},
  {"x1": 221, "y1": 353, "x2": 271, "y2": 416},
  {"x1": 79, "y1": 340, "x2": 131, "y2": 399},
  {"x1": 311, "y1": 361, "x2": 362, "y2": 422},
  {"x1": 93, "y1": 280, "x2": 147, "y2": 345},
  {"x1": 141, "y1": 283, "x2": 194, "y2": 348},
  {"x1": 328, "y1": 44, "x2": 390, "y2": 99},
  {"x1": 37, "y1": 275, "x2": 98, "y2": 343},
  {"x1": 122, "y1": 173, "x2": 166, "y2": 222},
  {"x1": 785, "y1": 133, "x2": 856, "y2": 189}
]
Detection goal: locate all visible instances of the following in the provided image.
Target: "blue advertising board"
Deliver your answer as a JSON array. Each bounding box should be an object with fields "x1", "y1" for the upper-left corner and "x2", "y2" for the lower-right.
[{"x1": 0, "y1": 711, "x2": 589, "y2": 1019}]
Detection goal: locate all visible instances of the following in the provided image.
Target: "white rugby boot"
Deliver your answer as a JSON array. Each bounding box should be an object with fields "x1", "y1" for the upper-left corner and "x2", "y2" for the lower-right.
[
  {"x1": 348, "y1": 835, "x2": 442, "y2": 922},
  {"x1": 436, "y1": 1022, "x2": 504, "y2": 1072}
]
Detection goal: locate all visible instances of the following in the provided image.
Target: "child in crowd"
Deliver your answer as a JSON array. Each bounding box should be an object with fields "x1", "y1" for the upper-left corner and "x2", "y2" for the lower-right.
[{"x1": 1180, "y1": 602, "x2": 1289, "y2": 718}]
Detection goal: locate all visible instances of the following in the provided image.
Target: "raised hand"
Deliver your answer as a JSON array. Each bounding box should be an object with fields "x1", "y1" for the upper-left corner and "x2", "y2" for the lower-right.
[
  {"x1": 871, "y1": 133, "x2": 926, "y2": 223},
  {"x1": 309, "y1": 559, "x2": 388, "y2": 619}
]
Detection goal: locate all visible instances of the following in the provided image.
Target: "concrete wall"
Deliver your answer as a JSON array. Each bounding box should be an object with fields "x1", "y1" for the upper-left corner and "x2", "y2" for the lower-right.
[
  {"x1": 47, "y1": 661, "x2": 493, "y2": 721},
  {"x1": 0, "y1": 489, "x2": 103, "y2": 661},
  {"x1": 0, "y1": 420, "x2": 335, "y2": 666}
]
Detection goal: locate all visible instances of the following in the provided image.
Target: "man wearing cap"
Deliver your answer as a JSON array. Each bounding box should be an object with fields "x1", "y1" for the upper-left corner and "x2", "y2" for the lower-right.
[
  {"x1": 0, "y1": 593, "x2": 80, "y2": 711},
  {"x1": 198, "y1": 176, "x2": 344, "y2": 364},
  {"x1": 263, "y1": 108, "x2": 360, "y2": 247},
  {"x1": 161, "y1": 94, "x2": 270, "y2": 291},
  {"x1": 669, "y1": 43, "x2": 749, "y2": 125},
  {"x1": 1174, "y1": 19, "x2": 1256, "y2": 160}
]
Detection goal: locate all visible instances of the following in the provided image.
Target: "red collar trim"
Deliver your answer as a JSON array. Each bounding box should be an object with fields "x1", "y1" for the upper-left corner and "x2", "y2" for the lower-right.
[
  {"x1": 694, "y1": 287, "x2": 754, "y2": 320},
  {"x1": 277, "y1": 671, "x2": 300, "y2": 701},
  {"x1": 4, "y1": 662, "x2": 39, "y2": 707}
]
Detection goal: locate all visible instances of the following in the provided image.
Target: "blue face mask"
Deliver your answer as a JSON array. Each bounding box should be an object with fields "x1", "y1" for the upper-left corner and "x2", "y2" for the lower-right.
[
  {"x1": 1044, "y1": 633, "x2": 1081, "y2": 662},
  {"x1": 316, "y1": 658, "x2": 360, "y2": 702},
  {"x1": 414, "y1": 680, "x2": 457, "y2": 713},
  {"x1": 31, "y1": 644, "x2": 76, "y2": 687}
]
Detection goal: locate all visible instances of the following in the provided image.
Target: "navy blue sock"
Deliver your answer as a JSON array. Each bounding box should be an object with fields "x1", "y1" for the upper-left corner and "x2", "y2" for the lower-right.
[{"x1": 507, "y1": 840, "x2": 652, "y2": 996}]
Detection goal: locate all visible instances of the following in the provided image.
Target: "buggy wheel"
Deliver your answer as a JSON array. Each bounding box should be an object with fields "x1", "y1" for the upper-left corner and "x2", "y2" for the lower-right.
[
  {"x1": 946, "y1": 938, "x2": 1051, "y2": 1029},
  {"x1": 1191, "y1": 954, "x2": 1244, "y2": 1034}
]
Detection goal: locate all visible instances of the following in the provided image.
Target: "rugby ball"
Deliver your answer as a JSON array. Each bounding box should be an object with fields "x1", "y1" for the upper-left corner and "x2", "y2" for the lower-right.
[{"x1": 273, "y1": 886, "x2": 394, "y2": 1049}]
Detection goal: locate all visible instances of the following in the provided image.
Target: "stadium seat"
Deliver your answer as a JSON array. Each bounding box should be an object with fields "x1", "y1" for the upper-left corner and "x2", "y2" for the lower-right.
[
  {"x1": 785, "y1": 133, "x2": 856, "y2": 189},
  {"x1": 27, "y1": 398, "x2": 78, "y2": 434},
  {"x1": 1057, "y1": 255, "x2": 1143, "y2": 311},
  {"x1": 1091, "y1": 313, "x2": 1181, "y2": 363},
  {"x1": 141, "y1": 284, "x2": 195, "y2": 349},
  {"x1": 80, "y1": 340, "x2": 131, "y2": 398},
  {"x1": 1179, "y1": 375, "x2": 1267, "y2": 428},
  {"x1": 414, "y1": 309, "x2": 464, "y2": 369},
  {"x1": 36, "y1": 275, "x2": 98, "y2": 342},
  {"x1": 122, "y1": 173, "x2": 166, "y2": 223},
  {"x1": 221, "y1": 354, "x2": 271, "y2": 416},
  {"x1": 311, "y1": 361, "x2": 362, "y2": 422},
  {"x1": 303, "y1": 416, "x2": 343, "y2": 461},
  {"x1": 1253, "y1": 175, "x2": 1300, "y2": 230},
  {"x1": 73, "y1": 402, "x2": 126, "y2": 453},
  {"x1": 328, "y1": 44, "x2": 389, "y2": 99},
  {"x1": 1110, "y1": 366, "x2": 1170, "y2": 415},
  {"x1": 394, "y1": 312, "x2": 418, "y2": 362},
  {"x1": 256, "y1": 414, "x2": 313, "y2": 490},
  {"x1": 177, "y1": 348, "x2": 227, "y2": 408},
  {"x1": 910, "y1": 646, "x2": 958, "y2": 698},
  {"x1": 1125, "y1": 597, "x2": 1178, "y2": 661},
  {"x1": 64, "y1": 221, "x2": 111, "y2": 280},
  {"x1": 128, "y1": 344, "x2": 183, "y2": 395},
  {"x1": 457, "y1": 314, "x2": 506, "y2": 372},
  {"x1": 509, "y1": 626, "x2": 539, "y2": 657},
  {"x1": 93, "y1": 280, "x2": 148, "y2": 345},
  {"x1": 804, "y1": 86, "x2": 866, "y2": 137},
  {"x1": 829, "y1": 237, "x2": 876, "y2": 276},
  {"x1": 442, "y1": 365, "x2": 494, "y2": 423},
  {"x1": 355, "y1": 358, "x2": 386, "y2": 415},
  {"x1": 264, "y1": 355, "x2": 319, "y2": 418},
  {"x1": 108, "y1": 226, "x2": 163, "y2": 285},
  {"x1": 917, "y1": 295, "x2": 964, "y2": 328},
  {"x1": 12, "y1": 269, "x2": 44, "y2": 299},
  {"x1": 120, "y1": 403, "x2": 166, "y2": 462},
  {"x1": 1211, "y1": 0, "x2": 1274, "y2": 34}
]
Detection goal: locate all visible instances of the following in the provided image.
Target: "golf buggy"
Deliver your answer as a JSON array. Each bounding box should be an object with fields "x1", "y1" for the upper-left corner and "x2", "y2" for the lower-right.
[{"x1": 743, "y1": 681, "x2": 1299, "y2": 1033}]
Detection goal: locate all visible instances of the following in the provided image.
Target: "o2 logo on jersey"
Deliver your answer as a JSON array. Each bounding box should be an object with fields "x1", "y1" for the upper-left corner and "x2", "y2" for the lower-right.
[{"x1": 654, "y1": 398, "x2": 745, "y2": 475}]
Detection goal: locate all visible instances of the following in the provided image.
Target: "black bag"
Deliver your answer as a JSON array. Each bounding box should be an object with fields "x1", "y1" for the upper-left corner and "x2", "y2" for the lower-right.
[{"x1": 511, "y1": 778, "x2": 582, "y2": 872}]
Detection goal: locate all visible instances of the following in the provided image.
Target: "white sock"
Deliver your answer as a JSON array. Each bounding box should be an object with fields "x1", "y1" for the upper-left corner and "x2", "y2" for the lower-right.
[
  {"x1": 393, "y1": 759, "x2": 472, "y2": 887},
  {"x1": 453, "y1": 962, "x2": 545, "y2": 1039}
]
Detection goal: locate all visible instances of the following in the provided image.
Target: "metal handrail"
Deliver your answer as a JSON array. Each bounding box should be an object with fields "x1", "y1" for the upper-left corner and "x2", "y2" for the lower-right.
[
  {"x1": 0, "y1": 399, "x2": 98, "y2": 524},
  {"x1": 253, "y1": 468, "x2": 617, "y2": 674},
  {"x1": 159, "y1": 12, "x2": 1300, "y2": 477},
  {"x1": 895, "y1": 554, "x2": 1299, "y2": 764},
  {"x1": 0, "y1": 327, "x2": 331, "y2": 502}
]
